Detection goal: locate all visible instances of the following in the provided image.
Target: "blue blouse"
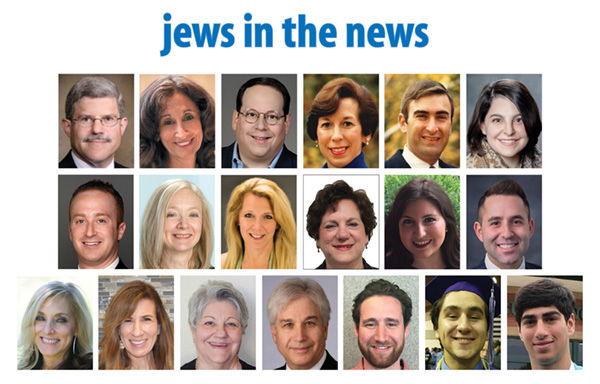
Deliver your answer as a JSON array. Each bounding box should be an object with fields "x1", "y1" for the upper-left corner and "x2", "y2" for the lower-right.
[{"x1": 322, "y1": 152, "x2": 368, "y2": 168}]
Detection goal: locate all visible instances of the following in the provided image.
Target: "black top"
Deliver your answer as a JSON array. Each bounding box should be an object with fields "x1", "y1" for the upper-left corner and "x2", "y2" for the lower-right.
[
  {"x1": 31, "y1": 352, "x2": 93, "y2": 370},
  {"x1": 315, "y1": 258, "x2": 377, "y2": 270},
  {"x1": 275, "y1": 350, "x2": 338, "y2": 370},
  {"x1": 180, "y1": 358, "x2": 255, "y2": 370},
  {"x1": 385, "y1": 149, "x2": 455, "y2": 168}
]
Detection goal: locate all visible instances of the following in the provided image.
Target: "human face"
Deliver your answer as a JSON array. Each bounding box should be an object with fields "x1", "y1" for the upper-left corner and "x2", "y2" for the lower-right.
[
  {"x1": 163, "y1": 188, "x2": 203, "y2": 256},
  {"x1": 159, "y1": 92, "x2": 204, "y2": 167},
  {"x1": 238, "y1": 193, "x2": 277, "y2": 252},
  {"x1": 355, "y1": 295, "x2": 408, "y2": 369},
  {"x1": 69, "y1": 190, "x2": 126, "y2": 269},
  {"x1": 398, "y1": 199, "x2": 446, "y2": 264},
  {"x1": 316, "y1": 98, "x2": 371, "y2": 168},
  {"x1": 474, "y1": 195, "x2": 534, "y2": 269},
  {"x1": 192, "y1": 300, "x2": 243, "y2": 369},
  {"x1": 317, "y1": 199, "x2": 369, "y2": 269},
  {"x1": 435, "y1": 291, "x2": 488, "y2": 369},
  {"x1": 270, "y1": 295, "x2": 328, "y2": 370},
  {"x1": 233, "y1": 85, "x2": 290, "y2": 167},
  {"x1": 400, "y1": 94, "x2": 452, "y2": 165},
  {"x1": 34, "y1": 297, "x2": 76, "y2": 369},
  {"x1": 481, "y1": 96, "x2": 529, "y2": 167},
  {"x1": 62, "y1": 96, "x2": 127, "y2": 168},
  {"x1": 119, "y1": 299, "x2": 159, "y2": 364},
  {"x1": 518, "y1": 306, "x2": 575, "y2": 369}
]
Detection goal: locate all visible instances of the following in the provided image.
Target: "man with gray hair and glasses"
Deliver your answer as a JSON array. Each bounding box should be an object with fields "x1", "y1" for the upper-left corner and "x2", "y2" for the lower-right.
[{"x1": 60, "y1": 76, "x2": 128, "y2": 168}]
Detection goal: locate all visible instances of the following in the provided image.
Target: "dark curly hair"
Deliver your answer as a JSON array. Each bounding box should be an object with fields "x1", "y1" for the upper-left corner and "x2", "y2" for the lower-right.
[
  {"x1": 306, "y1": 180, "x2": 376, "y2": 241},
  {"x1": 140, "y1": 75, "x2": 215, "y2": 168},
  {"x1": 306, "y1": 77, "x2": 378, "y2": 144},
  {"x1": 352, "y1": 279, "x2": 412, "y2": 327},
  {"x1": 385, "y1": 178, "x2": 459, "y2": 269}
]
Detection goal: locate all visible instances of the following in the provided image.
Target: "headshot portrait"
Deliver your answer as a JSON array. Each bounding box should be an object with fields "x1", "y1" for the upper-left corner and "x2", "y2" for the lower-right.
[
  {"x1": 467, "y1": 74, "x2": 542, "y2": 168},
  {"x1": 304, "y1": 175, "x2": 379, "y2": 269},
  {"x1": 384, "y1": 74, "x2": 459, "y2": 168},
  {"x1": 304, "y1": 74, "x2": 379, "y2": 168},
  {"x1": 467, "y1": 175, "x2": 542, "y2": 269},
  {"x1": 58, "y1": 175, "x2": 133, "y2": 269},
  {"x1": 426, "y1": 275, "x2": 501, "y2": 370},
  {"x1": 507, "y1": 276, "x2": 582, "y2": 370},
  {"x1": 343, "y1": 276, "x2": 418, "y2": 370},
  {"x1": 221, "y1": 175, "x2": 296, "y2": 269},
  {"x1": 180, "y1": 276, "x2": 256, "y2": 370},
  {"x1": 98, "y1": 276, "x2": 174, "y2": 370},
  {"x1": 17, "y1": 276, "x2": 94, "y2": 370},
  {"x1": 139, "y1": 74, "x2": 215, "y2": 168},
  {"x1": 222, "y1": 74, "x2": 297, "y2": 168},
  {"x1": 263, "y1": 276, "x2": 338, "y2": 370},
  {"x1": 139, "y1": 175, "x2": 214, "y2": 269},
  {"x1": 59, "y1": 74, "x2": 133, "y2": 168},
  {"x1": 385, "y1": 175, "x2": 460, "y2": 269}
]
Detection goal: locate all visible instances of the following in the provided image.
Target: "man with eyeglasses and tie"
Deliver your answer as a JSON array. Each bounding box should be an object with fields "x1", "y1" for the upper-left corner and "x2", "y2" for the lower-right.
[
  {"x1": 60, "y1": 76, "x2": 129, "y2": 168},
  {"x1": 223, "y1": 77, "x2": 297, "y2": 168}
]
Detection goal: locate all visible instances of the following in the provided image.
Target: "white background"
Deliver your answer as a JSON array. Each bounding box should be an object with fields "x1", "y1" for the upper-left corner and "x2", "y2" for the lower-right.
[{"x1": 3, "y1": 0, "x2": 597, "y2": 382}]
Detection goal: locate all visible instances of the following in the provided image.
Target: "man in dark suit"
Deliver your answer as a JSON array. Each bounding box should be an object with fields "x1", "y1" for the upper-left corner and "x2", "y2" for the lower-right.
[
  {"x1": 268, "y1": 278, "x2": 338, "y2": 370},
  {"x1": 67, "y1": 180, "x2": 130, "y2": 269},
  {"x1": 472, "y1": 179, "x2": 540, "y2": 269},
  {"x1": 223, "y1": 77, "x2": 297, "y2": 168},
  {"x1": 385, "y1": 79, "x2": 456, "y2": 168},
  {"x1": 60, "y1": 76, "x2": 128, "y2": 168}
]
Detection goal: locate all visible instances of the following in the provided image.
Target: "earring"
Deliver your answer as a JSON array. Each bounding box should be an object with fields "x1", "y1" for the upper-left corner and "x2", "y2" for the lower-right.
[
  {"x1": 72, "y1": 335, "x2": 77, "y2": 355},
  {"x1": 315, "y1": 141, "x2": 319, "y2": 147},
  {"x1": 119, "y1": 338, "x2": 125, "y2": 349},
  {"x1": 365, "y1": 243, "x2": 368, "y2": 249},
  {"x1": 317, "y1": 246, "x2": 320, "y2": 253}
]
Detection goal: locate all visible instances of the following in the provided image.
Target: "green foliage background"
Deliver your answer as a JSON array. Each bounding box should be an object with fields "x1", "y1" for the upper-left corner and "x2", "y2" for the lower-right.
[
  {"x1": 303, "y1": 74, "x2": 379, "y2": 168},
  {"x1": 384, "y1": 175, "x2": 460, "y2": 230},
  {"x1": 384, "y1": 74, "x2": 460, "y2": 166}
]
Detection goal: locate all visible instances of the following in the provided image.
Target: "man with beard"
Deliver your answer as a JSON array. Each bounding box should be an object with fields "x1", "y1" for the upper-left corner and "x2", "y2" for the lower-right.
[{"x1": 350, "y1": 279, "x2": 412, "y2": 369}]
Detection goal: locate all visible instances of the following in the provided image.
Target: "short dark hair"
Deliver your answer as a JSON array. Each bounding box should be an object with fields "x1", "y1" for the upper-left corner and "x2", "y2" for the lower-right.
[
  {"x1": 139, "y1": 75, "x2": 215, "y2": 168},
  {"x1": 306, "y1": 77, "x2": 378, "y2": 142},
  {"x1": 352, "y1": 279, "x2": 412, "y2": 327},
  {"x1": 477, "y1": 179, "x2": 530, "y2": 221},
  {"x1": 65, "y1": 76, "x2": 125, "y2": 119},
  {"x1": 236, "y1": 77, "x2": 291, "y2": 115},
  {"x1": 385, "y1": 178, "x2": 459, "y2": 269},
  {"x1": 306, "y1": 180, "x2": 376, "y2": 241},
  {"x1": 401, "y1": 79, "x2": 454, "y2": 121},
  {"x1": 430, "y1": 293, "x2": 490, "y2": 331},
  {"x1": 514, "y1": 279, "x2": 575, "y2": 326},
  {"x1": 467, "y1": 79, "x2": 542, "y2": 162},
  {"x1": 69, "y1": 179, "x2": 124, "y2": 224}
]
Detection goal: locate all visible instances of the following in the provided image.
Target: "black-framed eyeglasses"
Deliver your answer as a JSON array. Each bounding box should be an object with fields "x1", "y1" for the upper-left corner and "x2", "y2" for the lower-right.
[
  {"x1": 71, "y1": 115, "x2": 122, "y2": 128},
  {"x1": 238, "y1": 109, "x2": 285, "y2": 125}
]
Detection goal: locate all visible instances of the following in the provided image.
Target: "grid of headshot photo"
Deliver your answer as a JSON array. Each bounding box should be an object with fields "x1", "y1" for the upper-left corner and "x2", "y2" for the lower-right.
[{"x1": 16, "y1": 71, "x2": 583, "y2": 374}]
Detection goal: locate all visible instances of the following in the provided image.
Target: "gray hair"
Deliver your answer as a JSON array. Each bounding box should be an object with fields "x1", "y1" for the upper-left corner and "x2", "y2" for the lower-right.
[
  {"x1": 267, "y1": 278, "x2": 331, "y2": 325},
  {"x1": 65, "y1": 76, "x2": 125, "y2": 119},
  {"x1": 188, "y1": 280, "x2": 249, "y2": 331}
]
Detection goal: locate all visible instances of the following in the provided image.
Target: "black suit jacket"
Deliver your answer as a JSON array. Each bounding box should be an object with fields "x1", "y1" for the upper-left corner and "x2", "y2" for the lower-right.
[
  {"x1": 385, "y1": 149, "x2": 455, "y2": 168},
  {"x1": 471, "y1": 257, "x2": 541, "y2": 270},
  {"x1": 59, "y1": 150, "x2": 127, "y2": 168},
  {"x1": 275, "y1": 350, "x2": 337, "y2": 370},
  {"x1": 115, "y1": 258, "x2": 131, "y2": 269},
  {"x1": 221, "y1": 142, "x2": 297, "y2": 168}
]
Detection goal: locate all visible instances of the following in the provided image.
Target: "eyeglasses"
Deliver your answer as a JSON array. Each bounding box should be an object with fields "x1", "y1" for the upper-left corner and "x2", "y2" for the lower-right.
[
  {"x1": 71, "y1": 115, "x2": 122, "y2": 128},
  {"x1": 238, "y1": 109, "x2": 285, "y2": 125}
]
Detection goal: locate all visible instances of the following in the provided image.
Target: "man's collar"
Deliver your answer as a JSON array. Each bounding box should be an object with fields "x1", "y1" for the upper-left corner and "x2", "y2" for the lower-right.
[
  {"x1": 485, "y1": 253, "x2": 526, "y2": 270},
  {"x1": 231, "y1": 141, "x2": 284, "y2": 168},
  {"x1": 285, "y1": 350, "x2": 326, "y2": 370},
  {"x1": 402, "y1": 145, "x2": 439, "y2": 168},
  {"x1": 78, "y1": 257, "x2": 120, "y2": 270},
  {"x1": 71, "y1": 150, "x2": 115, "y2": 169}
]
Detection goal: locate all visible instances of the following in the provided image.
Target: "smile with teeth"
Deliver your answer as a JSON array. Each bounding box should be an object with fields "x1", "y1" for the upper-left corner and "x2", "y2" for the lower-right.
[
  {"x1": 422, "y1": 136, "x2": 440, "y2": 141},
  {"x1": 128, "y1": 339, "x2": 148, "y2": 346},
  {"x1": 498, "y1": 138, "x2": 519, "y2": 145},
  {"x1": 329, "y1": 146, "x2": 348, "y2": 155},
  {"x1": 83, "y1": 241, "x2": 100, "y2": 246},
  {"x1": 497, "y1": 242, "x2": 517, "y2": 249},
  {"x1": 251, "y1": 134, "x2": 272, "y2": 143},
  {"x1": 371, "y1": 345, "x2": 392, "y2": 351},
  {"x1": 249, "y1": 233, "x2": 265, "y2": 239},
  {"x1": 208, "y1": 341, "x2": 230, "y2": 348},
  {"x1": 413, "y1": 239, "x2": 432, "y2": 248},
  {"x1": 173, "y1": 234, "x2": 192, "y2": 239},
  {"x1": 333, "y1": 244, "x2": 353, "y2": 251},
  {"x1": 41, "y1": 337, "x2": 60, "y2": 344},
  {"x1": 174, "y1": 138, "x2": 193, "y2": 147}
]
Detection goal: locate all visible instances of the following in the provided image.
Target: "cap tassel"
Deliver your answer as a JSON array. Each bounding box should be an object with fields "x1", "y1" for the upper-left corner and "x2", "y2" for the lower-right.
[{"x1": 487, "y1": 285, "x2": 495, "y2": 367}]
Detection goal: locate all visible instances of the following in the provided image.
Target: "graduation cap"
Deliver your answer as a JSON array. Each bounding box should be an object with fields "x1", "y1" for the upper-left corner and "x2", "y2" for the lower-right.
[{"x1": 426, "y1": 276, "x2": 500, "y2": 367}]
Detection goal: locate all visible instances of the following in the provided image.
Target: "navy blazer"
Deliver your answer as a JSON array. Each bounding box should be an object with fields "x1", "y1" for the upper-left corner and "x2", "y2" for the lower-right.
[
  {"x1": 385, "y1": 149, "x2": 455, "y2": 168},
  {"x1": 221, "y1": 142, "x2": 297, "y2": 168},
  {"x1": 471, "y1": 257, "x2": 541, "y2": 270},
  {"x1": 59, "y1": 150, "x2": 127, "y2": 168},
  {"x1": 275, "y1": 350, "x2": 338, "y2": 370}
]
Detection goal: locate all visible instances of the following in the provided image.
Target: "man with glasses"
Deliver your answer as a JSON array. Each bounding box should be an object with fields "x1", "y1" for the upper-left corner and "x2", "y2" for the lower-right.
[
  {"x1": 60, "y1": 76, "x2": 128, "y2": 168},
  {"x1": 223, "y1": 77, "x2": 297, "y2": 168}
]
